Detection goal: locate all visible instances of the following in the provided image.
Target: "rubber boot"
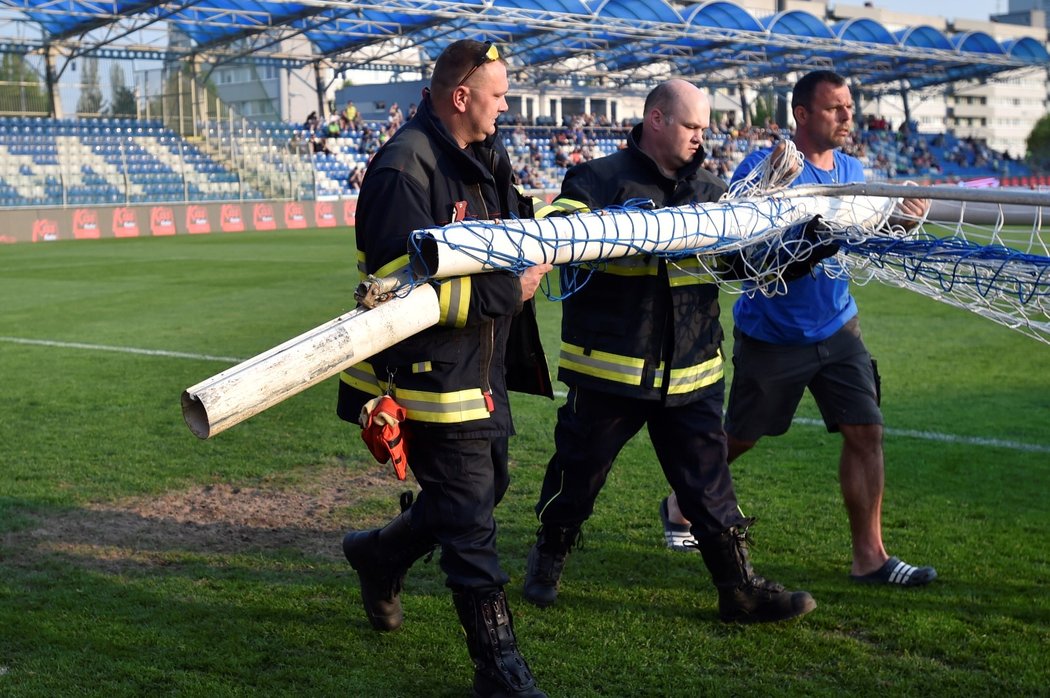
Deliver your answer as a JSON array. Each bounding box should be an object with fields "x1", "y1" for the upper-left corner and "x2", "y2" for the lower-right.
[
  {"x1": 695, "y1": 520, "x2": 816, "y2": 624},
  {"x1": 453, "y1": 587, "x2": 547, "y2": 698},
  {"x1": 342, "y1": 495, "x2": 437, "y2": 631},
  {"x1": 522, "y1": 524, "x2": 580, "y2": 608}
]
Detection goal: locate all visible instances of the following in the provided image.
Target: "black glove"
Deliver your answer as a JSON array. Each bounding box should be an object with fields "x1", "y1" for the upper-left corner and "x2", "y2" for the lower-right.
[{"x1": 781, "y1": 215, "x2": 839, "y2": 283}]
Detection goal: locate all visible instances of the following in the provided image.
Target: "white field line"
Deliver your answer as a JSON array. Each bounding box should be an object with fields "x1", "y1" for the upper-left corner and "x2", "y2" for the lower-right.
[
  {"x1": 3, "y1": 336, "x2": 1048, "y2": 455},
  {"x1": 791, "y1": 417, "x2": 1050, "y2": 455},
  {"x1": 0, "y1": 336, "x2": 243, "y2": 363},
  {"x1": 551, "y1": 389, "x2": 1050, "y2": 455}
]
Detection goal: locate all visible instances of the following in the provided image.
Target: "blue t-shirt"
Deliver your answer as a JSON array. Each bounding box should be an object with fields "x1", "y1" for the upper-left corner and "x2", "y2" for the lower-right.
[{"x1": 731, "y1": 147, "x2": 866, "y2": 344}]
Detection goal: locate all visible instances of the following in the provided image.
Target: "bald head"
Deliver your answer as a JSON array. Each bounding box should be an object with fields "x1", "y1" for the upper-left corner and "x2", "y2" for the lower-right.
[
  {"x1": 640, "y1": 79, "x2": 710, "y2": 177},
  {"x1": 644, "y1": 79, "x2": 709, "y2": 117}
]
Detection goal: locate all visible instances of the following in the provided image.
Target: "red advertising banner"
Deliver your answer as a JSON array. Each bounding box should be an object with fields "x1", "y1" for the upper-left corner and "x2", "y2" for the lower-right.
[
  {"x1": 151, "y1": 206, "x2": 177, "y2": 236},
  {"x1": 73, "y1": 208, "x2": 101, "y2": 239},
  {"x1": 221, "y1": 203, "x2": 245, "y2": 232},
  {"x1": 342, "y1": 198, "x2": 357, "y2": 227},
  {"x1": 112, "y1": 207, "x2": 141, "y2": 238},
  {"x1": 186, "y1": 205, "x2": 211, "y2": 234},
  {"x1": 253, "y1": 202, "x2": 277, "y2": 230},
  {"x1": 284, "y1": 201, "x2": 307, "y2": 229},
  {"x1": 32, "y1": 218, "x2": 60, "y2": 242},
  {"x1": 0, "y1": 197, "x2": 362, "y2": 243},
  {"x1": 314, "y1": 200, "x2": 337, "y2": 228}
]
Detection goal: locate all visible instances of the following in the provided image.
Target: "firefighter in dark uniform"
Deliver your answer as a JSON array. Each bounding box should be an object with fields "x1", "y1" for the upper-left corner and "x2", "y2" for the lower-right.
[
  {"x1": 337, "y1": 40, "x2": 552, "y2": 697},
  {"x1": 523, "y1": 79, "x2": 817, "y2": 624}
]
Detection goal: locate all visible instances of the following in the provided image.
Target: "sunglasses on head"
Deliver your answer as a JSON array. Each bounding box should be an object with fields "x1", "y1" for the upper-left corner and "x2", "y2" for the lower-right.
[{"x1": 458, "y1": 42, "x2": 501, "y2": 86}]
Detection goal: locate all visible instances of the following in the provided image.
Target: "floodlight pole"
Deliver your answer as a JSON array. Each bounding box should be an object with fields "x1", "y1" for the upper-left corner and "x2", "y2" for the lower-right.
[
  {"x1": 313, "y1": 59, "x2": 327, "y2": 118},
  {"x1": 900, "y1": 80, "x2": 912, "y2": 127},
  {"x1": 44, "y1": 44, "x2": 64, "y2": 118}
]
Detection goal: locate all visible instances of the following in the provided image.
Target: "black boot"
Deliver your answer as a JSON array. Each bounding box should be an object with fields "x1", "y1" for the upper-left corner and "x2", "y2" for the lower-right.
[
  {"x1": 453, "y1": 587, "x2": 547, "y2": 698},
  {"x1": 522, "y1": 524, "x2": 580, "y2": 608},
  {"x1": 695, "y1": 520, "x2": 816, "y2": 624},
  {"x1": 342, "y1": 495, "x2": 437, "y2": 631}
]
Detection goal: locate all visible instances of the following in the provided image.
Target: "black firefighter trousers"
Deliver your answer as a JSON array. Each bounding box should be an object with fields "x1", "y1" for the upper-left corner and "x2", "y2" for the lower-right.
[
  {"x1": 534, "y1": 384, "x2": 747, "y2": 538},
  {"x1": 407, "y1": 430, "x2": 512, "y2": 592}
]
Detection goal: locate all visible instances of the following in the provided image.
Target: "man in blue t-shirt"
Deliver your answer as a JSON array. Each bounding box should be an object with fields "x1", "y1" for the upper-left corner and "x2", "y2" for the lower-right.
[{"x1": 661, "y1": 70, "x2": 936, "y2": 588}]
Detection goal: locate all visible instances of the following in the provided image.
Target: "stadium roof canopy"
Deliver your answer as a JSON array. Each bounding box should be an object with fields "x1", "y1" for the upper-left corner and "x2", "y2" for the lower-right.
[{"x1": 0, "y1": 0, "x2": 1046, "y2": 96}]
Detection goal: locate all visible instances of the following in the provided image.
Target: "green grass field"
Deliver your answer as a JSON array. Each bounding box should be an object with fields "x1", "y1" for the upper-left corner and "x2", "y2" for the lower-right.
[{"x1": 2, "y1": 228, "x2": 1048, "y2": 697}]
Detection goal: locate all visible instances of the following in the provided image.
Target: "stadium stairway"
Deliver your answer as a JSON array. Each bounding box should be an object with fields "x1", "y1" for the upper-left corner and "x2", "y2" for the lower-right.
[{"x1": 197, "y1": 125, "x2": 313, "y2": 201}]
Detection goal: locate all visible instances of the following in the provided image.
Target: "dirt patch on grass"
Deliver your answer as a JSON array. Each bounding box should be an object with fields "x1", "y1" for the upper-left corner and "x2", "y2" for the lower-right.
[{"x1": 3, "y1": 463, "x2": 415, "y2": 573}]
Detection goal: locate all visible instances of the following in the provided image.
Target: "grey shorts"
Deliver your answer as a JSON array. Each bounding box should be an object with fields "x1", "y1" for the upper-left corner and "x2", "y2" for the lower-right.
[{"x1": 724, "y1": 316, "x2": 883, "y2": 441}]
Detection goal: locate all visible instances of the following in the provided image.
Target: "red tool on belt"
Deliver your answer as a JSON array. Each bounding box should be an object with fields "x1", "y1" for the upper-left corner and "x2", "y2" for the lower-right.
[{"x1": 360, "y1": 395, "x2": 409, "y2": 480}]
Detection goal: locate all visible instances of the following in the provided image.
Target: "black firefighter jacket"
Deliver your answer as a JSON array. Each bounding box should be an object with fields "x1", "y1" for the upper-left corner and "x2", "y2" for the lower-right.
[
  {"x1": 542, "y1": 123, "x2": 728, "y2": 407},
  {"x1": 337, "y1": 96, "x2": 552, "y2": 438}
]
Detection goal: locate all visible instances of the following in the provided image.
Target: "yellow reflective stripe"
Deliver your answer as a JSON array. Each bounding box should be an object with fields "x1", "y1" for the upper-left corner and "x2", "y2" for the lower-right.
[
  {"x1": 536, "y1": 197, "x2": 589, "y2": 218},
  {"x1": 356, "y1": 250, "x2": 367, "y2": 278},
  {"x1": 602, "y1": 257, "x2": 659, "y2": 277},
  {"x1": 667, "y1": 350, "x2": 724, "y2": 395},
  {"x1": 559, "y1": 342, "x2": 645, "y2": 385},
  {"x1": 342, "y1": 362, "x2": 491, "y2": 423},
  {"x1": 552, "y1": 197, "x2": 590, "y2": 213},
  {"x1": 394, "y1": 387, "x2": 490, "y2": 423},
  {"x1": 411, "y1": 361, "x2": 432, "y2": 373},
  {"x1": 438, "y1": 276, "x2": 470, "y2": 327},
  {"x1": 340, "y1": 361, "x2": 383, "y2": 396},
  {"x1": 668, "y1": 257, "x2": 715, "y2": 286},
  {"x1": 374, "y1": 255, "x2": 411, "y2": 279}
]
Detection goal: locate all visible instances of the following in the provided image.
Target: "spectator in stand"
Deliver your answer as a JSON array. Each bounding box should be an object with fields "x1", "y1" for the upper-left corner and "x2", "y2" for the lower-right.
[
  {"x1": 347, "y1": 164, "x2": 366, "y2": 192},
  {"x1": 310, "y1": 135, "x2": 332, "y2": 156},
  {"x1": 343, "y1": 101, "x2": 359, "y2": 129},
  {"x1": 516, "y1": 163, "x2": 536, "y2": 189},
  {"x1": 288, "y1": 132, "x2": 304, "y2": 155},
  {"x1": 359, "y1": 126, "x2": 380, "y2": 156},
  {"x1": 511, "y1": 124, "x2": 527, "y2": 148},
  {"x1": 388, "y1": 101, "x2": 404, "y2": 130},
  {"x1": 326, "y1": 114, "x2": 342, "y2": 138},
  {"x1": 304, "y1": 111, "x2": 319, "y2": 132}
]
